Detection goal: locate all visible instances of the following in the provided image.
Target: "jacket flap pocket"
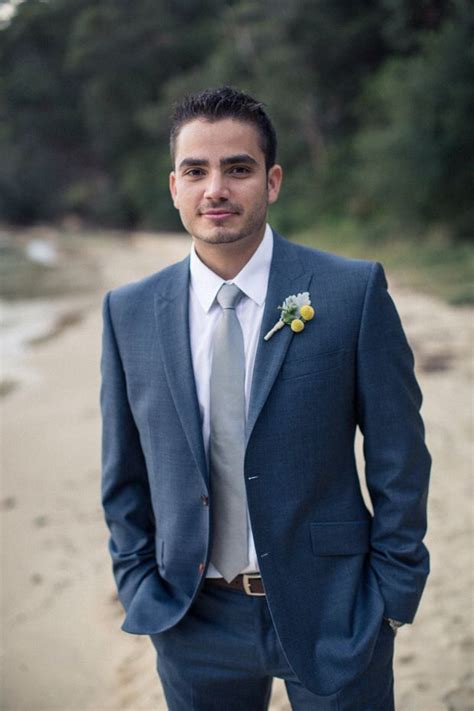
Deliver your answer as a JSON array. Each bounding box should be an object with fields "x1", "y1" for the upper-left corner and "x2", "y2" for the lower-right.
[
  {"x1": 155, "y1": 535, "x2": 164, "y2": 565},
  {"x1": 310, "y1": 521, "x2": 370, "y2": 556}
]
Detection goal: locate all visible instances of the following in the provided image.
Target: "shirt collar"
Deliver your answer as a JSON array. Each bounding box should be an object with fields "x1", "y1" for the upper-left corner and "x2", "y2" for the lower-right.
[{"x1": 189, "y1": 224, "x2": 274, "y2": 313}]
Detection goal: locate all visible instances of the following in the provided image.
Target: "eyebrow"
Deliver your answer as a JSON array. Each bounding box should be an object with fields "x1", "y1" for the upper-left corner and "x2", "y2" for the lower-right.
[{"x1": 178, "y1": 154, "x2": 258, "y2": 170}]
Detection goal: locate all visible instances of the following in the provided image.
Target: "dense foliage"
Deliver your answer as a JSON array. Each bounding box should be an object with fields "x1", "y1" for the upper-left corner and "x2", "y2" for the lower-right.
[{"x1": 0, "y1": 0, "x2": 472, "y2": 239}]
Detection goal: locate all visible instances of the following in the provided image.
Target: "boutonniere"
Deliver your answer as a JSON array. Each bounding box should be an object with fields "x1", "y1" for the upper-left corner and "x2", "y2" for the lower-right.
[{"x1": 264, "y1": 292, "x2": 315, "y2": 341}]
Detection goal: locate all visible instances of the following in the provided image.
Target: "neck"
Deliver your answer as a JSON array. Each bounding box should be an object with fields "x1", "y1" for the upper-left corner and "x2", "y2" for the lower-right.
[{"x1": 193, "y1": 229, "x2": 265, "y2": 280}]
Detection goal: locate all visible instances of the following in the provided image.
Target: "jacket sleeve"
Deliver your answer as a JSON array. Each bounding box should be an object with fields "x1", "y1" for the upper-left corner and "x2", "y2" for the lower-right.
[
  {"x1": 356, "y1": 262, "x2": 431, "y2": 623},
  {"x1": 100, "y1": 290, "x2": 160, "y2": 616}
]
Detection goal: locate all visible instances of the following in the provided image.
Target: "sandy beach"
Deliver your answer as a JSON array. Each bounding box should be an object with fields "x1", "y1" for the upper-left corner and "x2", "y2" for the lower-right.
[{"x1": 1, "y1": 230, "x2": 473, "y2": 710}]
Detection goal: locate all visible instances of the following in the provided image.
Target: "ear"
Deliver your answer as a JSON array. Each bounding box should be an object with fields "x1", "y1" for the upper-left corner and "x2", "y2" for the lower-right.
[
  {"x1": 169, "y1": 171, "x2": 179, "y2": 208},
  {"x1": 267, "y1": 164, "x2": 283, "y2": 205}
]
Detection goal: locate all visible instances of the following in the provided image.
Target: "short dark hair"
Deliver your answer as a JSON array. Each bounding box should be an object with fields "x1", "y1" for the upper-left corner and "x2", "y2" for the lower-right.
[{"x1": 170, "y1": 86, "x2": 277, "y2": 171}]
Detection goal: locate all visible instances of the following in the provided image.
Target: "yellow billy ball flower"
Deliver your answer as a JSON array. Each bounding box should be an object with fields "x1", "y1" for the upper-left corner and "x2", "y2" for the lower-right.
[
  {"x1": 291, "y1": 319, "x2": 305, "y2": 333},
  {"x1": 300, "y1": 305, "x2": 315, "y2": 321}
]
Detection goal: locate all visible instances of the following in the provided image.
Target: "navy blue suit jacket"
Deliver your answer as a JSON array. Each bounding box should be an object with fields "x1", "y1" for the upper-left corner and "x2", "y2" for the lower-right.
[{"x1": 101, "y1": 231, "x2": 430, "y2": 696}]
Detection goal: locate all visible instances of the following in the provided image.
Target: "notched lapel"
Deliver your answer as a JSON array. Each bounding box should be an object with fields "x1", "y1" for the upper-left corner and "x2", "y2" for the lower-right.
[
  {"x1": 154, "y1": 259, "x2": 208, "y2": 484},
  {"x1": 246, "y1": 234, "x2": 313, "y2": 444}
]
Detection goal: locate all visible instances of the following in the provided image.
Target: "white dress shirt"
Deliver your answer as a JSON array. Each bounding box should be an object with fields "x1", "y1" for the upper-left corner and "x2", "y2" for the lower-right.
[{"x1": 189, "y1": 223, "x2": 273, "y2": 577}]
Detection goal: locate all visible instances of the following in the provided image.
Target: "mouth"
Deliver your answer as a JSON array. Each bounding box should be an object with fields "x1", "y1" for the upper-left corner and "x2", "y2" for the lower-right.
[{"x1": 200, "y1": 209, "x2": 238, "y2": 220}]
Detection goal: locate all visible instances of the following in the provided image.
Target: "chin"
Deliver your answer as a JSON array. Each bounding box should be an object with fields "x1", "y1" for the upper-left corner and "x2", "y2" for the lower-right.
[{"x1": 195, "y1": 229, "x2": 246, "y2": 245}]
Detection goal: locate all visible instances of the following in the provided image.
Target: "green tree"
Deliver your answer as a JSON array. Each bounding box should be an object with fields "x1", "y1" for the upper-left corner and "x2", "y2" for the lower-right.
[
  {"x1": 355, "y1": 1, "x2": 474, "y2": 238},
  {"x1": 0, "y1": 0, "x2": 471, "y2": 238},
  {"x1": 0, "y1": 0, "x2": 85, "y2": 221}
]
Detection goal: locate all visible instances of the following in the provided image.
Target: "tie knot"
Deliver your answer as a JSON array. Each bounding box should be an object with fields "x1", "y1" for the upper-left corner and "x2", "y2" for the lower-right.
[{"x1": 216, "y1": 283, "x2": 242, "y2": 310}]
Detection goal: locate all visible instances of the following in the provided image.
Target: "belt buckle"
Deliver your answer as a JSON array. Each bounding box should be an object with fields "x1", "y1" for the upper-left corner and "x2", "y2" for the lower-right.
[{"x1": 242, "y1": 573, "x2": 265, "y2": 597}]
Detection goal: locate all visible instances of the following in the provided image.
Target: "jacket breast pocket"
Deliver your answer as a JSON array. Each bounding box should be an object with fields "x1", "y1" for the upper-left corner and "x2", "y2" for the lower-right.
[
  {"x1": 280, "y1": 349, "x2": 350, "y2": 380},
  {"x1": 310, "y1": 521, "x2": 371, "y2": 556}
]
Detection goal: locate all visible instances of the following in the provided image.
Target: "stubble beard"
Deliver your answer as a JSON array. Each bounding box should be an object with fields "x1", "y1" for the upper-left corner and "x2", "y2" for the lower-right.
[{"x1": 191, "y1": 198, "x2": 268, "y2": 247}]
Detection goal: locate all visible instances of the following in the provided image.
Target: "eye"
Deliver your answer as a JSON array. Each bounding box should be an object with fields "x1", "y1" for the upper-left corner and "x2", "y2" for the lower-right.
[
  {"x1": 229, "y1": 165, "x2": 251, "y2": 175},
  {"x1": 184, "y1": 168, "x2": 205, "y2": 177}
]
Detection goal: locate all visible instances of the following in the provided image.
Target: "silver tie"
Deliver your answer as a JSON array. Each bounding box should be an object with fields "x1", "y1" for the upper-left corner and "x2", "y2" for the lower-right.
[{"x1": 209, "y1": 283, "x2": 249, "y2": 582}]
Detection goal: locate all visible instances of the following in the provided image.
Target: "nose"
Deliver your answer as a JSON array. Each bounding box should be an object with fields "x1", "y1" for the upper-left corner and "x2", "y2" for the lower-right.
[{"x1": 203, "y1": 172, "x2": 230, "y2": 201}]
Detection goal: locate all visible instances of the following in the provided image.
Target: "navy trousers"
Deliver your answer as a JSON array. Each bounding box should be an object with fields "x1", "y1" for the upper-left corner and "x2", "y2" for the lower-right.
[{"x1": 150, "y1": 581, "x2": 395, "y2": 710}]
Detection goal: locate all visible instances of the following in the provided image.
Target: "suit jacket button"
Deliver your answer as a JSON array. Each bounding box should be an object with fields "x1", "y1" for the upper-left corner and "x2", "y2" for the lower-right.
[
  {"x1": 198, "y1": 562, "x2": 205, "y2": 573},
  {"x1": 200, "y1": 495, "x2": 209, "y2": 506}
]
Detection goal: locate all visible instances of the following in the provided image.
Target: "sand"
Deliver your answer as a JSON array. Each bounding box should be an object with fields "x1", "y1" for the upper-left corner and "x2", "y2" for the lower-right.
[{"x1": 1, "y1": 232, "x2": 473, "y2": 710}]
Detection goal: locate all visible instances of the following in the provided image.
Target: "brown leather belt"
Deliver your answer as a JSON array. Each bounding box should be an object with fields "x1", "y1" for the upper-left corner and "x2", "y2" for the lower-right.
[{"x1": 206, "y1": 573, "x2": 265, "y2": 596}]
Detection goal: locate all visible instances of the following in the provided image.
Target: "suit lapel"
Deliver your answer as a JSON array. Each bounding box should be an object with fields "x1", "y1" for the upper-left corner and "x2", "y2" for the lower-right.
[
  {"x1": 154, "y1": 257, "x2": 208, "y2": 484},
  {"x1": 246, "y1": 233, "x2": 312, "y2": 444},
  {"x1": 154, "y1": 234, "x2": 312, "y2": 475}
]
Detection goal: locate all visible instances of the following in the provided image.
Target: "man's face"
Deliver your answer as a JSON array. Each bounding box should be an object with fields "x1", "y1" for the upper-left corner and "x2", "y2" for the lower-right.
[{"x1": 169, "y1": 118, "x2": 282, "y2": 250}]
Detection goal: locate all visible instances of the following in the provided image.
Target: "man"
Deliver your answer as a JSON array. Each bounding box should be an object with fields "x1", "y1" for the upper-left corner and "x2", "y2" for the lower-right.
[{"x1": 101, "y1": 87, "x2": 430, "y2": 710}]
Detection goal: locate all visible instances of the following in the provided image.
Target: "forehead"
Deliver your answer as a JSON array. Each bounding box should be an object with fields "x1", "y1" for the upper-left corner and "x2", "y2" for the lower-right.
[{"x1": 173, "y1": 118, "x2": 264, "y2": 163}]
